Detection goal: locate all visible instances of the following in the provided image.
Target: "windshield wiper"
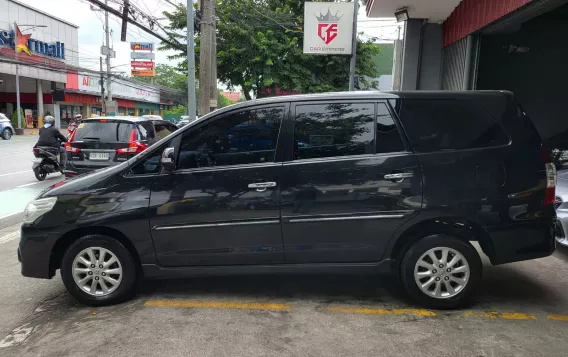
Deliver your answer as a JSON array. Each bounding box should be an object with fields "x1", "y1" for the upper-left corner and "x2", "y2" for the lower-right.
[{"x1": 81, "y1": 137, "x2": 101, "y2": 141}]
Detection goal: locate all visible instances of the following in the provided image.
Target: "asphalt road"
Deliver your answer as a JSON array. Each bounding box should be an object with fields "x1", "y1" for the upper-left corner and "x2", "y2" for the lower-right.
[{"x1": 0, "y1": 136, "x2": 63, "y2": 228}]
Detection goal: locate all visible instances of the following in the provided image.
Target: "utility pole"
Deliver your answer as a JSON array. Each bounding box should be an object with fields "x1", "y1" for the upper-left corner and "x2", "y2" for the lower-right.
[
  {"x1": 198, "y1": 0, "x2": 213, "y2": 116},
  {"x1": 348, "y1": 0, "x2": 359, "y2": 91},
  {"x1": 105, "y1": 0, "x2": 113, "y2": 103},
  {"x1": 100, "y1": 57, "x2": 106, "y2": 114},
  {"x1": 186, "y1": 0, "x2": 197, "y2": 120},
  {"x1": 209, "y1": 3, "x2": 217, "y2": 112},
  {"x1": 14, "y1": 22, "x2": 21, "y2": 129}
]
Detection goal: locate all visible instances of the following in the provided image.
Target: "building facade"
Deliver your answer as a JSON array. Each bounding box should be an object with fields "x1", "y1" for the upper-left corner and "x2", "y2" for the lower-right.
[{"x1": 366, "y1": 0, "x2": 568, "y2": 147}]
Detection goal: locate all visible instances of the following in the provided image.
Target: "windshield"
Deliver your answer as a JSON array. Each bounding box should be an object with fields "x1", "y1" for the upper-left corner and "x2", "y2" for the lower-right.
[{"x1": 73, "y1": 121, "x2": 136, "y2": 142}]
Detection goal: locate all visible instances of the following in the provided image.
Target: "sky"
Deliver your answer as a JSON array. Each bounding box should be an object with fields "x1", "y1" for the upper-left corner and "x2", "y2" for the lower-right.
[{"x1": 21, "y1": 0, "x2": 400, "y2": 80}]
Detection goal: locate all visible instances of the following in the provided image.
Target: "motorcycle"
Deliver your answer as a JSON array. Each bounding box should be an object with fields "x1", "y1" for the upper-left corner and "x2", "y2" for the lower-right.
[{"x1": 32, "y1": 146, "x2": 63, "y2": 181}]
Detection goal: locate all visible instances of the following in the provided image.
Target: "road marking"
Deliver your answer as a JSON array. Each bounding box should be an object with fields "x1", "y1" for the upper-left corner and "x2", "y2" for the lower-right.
[
  {"x1": 17, "y1": 182, "x2": 42, "y2": 188},
  {"x1": 328, "y1": 306, "x2": 437, "y2": 317},
  {"x1": 464, "y1": 311, "x2": 536, "y2": 320},
  {"x1": 0, "y1": 231, "x2": 20, "y2": 245},
  {"x1": 547, "y1": 314, "x2": 568, "y2": 321},
  {"x1": 0, "y1": 170, "x2": 32, "y2": 178},
  {"x1": 144, "y1": 299, "x2": 291, "y2": 311}
]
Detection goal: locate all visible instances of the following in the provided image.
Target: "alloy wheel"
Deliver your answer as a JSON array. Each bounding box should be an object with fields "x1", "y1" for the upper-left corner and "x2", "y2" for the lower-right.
[
  {"x1": 414, "y1": 246, "x2": 470, "y2": 299},
  {"x1": 72, "y1": 247, "x2": 123, "y2": 296}
]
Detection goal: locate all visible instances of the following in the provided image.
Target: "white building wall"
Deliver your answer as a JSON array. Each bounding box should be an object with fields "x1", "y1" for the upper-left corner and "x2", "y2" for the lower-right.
[{"x1": 0, "y1": 0, "x2": 79, "y2": 83}]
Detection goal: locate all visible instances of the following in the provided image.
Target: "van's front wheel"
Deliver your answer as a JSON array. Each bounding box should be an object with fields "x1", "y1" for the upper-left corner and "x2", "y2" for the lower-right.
[
  {"x1": 400, "y1": 234, "x2": 482, "y2": 309},
  {"x1": 61, "y1": 235, "x2": 137, "y2": 306}
]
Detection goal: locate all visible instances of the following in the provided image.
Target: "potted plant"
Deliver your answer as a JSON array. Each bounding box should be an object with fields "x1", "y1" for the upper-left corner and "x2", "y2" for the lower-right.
[{"x1": 11, "y1": 108, "x2": 25, "y2": 135}]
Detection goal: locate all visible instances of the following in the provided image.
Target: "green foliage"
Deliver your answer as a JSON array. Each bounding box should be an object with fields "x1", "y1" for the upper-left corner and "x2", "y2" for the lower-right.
[
  {"x1": 160, "y1": 0, "x2": 380, "y2": 99},
  {"x1": 12, "y1": 108, "x2": 25, "y2": 128},
  {"x1": 164, "y1": 105, "x2": 186, "y2": 115},
  {"x1": 217, "y1": 91, "x2": 235, "y2": 108}
]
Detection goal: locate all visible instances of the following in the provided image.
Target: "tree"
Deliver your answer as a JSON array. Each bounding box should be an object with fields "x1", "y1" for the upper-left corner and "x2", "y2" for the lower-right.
[
  {"x1": 160, "y1": 0, "x2": 380, "y2": 100},
  {"x1": 136, "y1": 64, "x2": 188, "y2": 91}
]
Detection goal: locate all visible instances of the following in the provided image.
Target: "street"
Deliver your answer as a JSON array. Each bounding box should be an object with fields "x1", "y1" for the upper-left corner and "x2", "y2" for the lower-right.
[
  {"x1": 1, "y1": 137, "x2": 568, "y2": 357},
  {"x1": 0, "y1": 136, "x2": 64, "y2": 228}
]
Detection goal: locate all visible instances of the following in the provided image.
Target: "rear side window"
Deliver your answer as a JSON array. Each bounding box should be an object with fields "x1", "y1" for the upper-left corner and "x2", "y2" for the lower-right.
[
  {"x1": 294, "y1": 103, "x2": 375, "y2": 160},
  {"x1": 377, "y1": 103, "x2": 405, "y2": 153},
  {"x1": 137, "y1": 121, "x2": 156, "y2": 141},
  {"x1": 395, "y1": 99, "x2": 510, "y2": 152},
  {"x1": 74, "y1": 121, "x2": 136, "y2": 142}
]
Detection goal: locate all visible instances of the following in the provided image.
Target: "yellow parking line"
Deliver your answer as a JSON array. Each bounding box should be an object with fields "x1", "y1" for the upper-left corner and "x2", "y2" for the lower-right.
[
  {"x1": 464, "y1": 311, "x2": 536, "y2": 320},
  {"x1": 547, "y1": 314, "x2": 568, "y2": 321},
  {"x1": 328, "y1": 306, "x2": 436, "y2": 317},
  {"x1": 144, "y1": 299, "x2": 291, "y2": 311}
]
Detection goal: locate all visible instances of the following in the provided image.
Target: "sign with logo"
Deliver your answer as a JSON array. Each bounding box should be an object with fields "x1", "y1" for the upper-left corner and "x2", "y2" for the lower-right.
[
  {"x1": 25, "y1": 109, "x2": 33, "y2": 128},
  {"x1": 76, "y1": 74, "x2": 161, "y2": 103},
  {"x1": 131, "y1": 61, "x2": 154, "y2": 69},
  {"x1": 130, "y1": 42, "x2": 153, "y2": 51},
  {"x1": 0, "y1": 25, "x2": 66, "y2": 60},
  {"x1": 131, "y1": 69, "x2": 156, "y2": 77},
  {"x1": 303, "y1": 2, "x2": 354, "y2": 55},
  {"x1": 130, "y1": 52, "x2": 155, "y2": 60}
]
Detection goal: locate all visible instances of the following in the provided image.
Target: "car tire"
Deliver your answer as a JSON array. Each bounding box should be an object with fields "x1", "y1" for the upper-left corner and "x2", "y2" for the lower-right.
[
  {"x1": 60, "y1": 234, "x2": 137, "y2": 306},
  {"x1": 400, "y1": 234, "x2": 482, "y2": 309},
  {"x1": 1, "y1": 128, "x2": 12, "y2": 140}
]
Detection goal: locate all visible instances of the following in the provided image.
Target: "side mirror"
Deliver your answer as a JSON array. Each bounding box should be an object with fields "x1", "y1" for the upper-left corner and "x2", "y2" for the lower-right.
[{"x1": 161, "y1": 147, "x2": 176, "y2": 172}]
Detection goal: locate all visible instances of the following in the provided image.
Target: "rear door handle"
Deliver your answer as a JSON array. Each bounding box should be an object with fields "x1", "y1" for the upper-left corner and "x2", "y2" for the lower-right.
[
  {"x1": 248, "y1": 182, "x2": 277, "y2": 192},
  {"x1": 384, "y1": 173, "x2": 414, "y2": 182}
]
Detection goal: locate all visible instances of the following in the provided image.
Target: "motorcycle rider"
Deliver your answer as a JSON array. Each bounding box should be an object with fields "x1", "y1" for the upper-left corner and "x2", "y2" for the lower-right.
[
  {"x1": 67, "y1": 113, "x2": 82, "y2": 135},
  {"x1": 36, "y1": 116, "x2": 67, "y2": 173}
]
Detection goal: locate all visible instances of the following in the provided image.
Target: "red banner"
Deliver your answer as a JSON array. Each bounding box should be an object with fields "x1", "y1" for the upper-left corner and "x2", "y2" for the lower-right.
[{"x1": 131, "y1": 61, "x2": 154, "y2": 69}]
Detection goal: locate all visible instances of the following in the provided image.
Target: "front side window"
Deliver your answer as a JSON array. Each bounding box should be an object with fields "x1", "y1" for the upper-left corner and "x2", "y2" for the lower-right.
[
  {"x1": 376, "y1": 103, "x2": 405, "y2": 153},
  {"x1": 396, "y1": 99, "x2": 510, "y2": 153},
  {"x1": 294, "y1": 103, "x2": 375, "y2": 160},
  {"x1": 177, "y1": 106, "x2": 284, "y2": 169}
]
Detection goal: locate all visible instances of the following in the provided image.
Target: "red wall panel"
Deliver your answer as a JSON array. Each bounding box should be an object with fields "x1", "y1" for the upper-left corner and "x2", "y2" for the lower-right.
[{"x1": 443, "y1": 0, "x2": 533, "y2": 47}]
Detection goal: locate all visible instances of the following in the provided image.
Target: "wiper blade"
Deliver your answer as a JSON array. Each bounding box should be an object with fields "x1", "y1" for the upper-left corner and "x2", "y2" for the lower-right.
[{"x1": 81, "y1": 137, "x2": 101, "y2": 141}]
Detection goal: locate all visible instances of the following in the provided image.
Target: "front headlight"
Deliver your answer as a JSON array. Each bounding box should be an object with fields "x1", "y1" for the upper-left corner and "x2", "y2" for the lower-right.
[{"x1": 23, "y1": 197, "x2": 57, "y2": 224}]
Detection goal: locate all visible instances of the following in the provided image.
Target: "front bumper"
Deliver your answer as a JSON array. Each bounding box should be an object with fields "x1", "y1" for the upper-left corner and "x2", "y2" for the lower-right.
[{"x1": 19, "y1": 225, "x2": 61, "y2": 279}]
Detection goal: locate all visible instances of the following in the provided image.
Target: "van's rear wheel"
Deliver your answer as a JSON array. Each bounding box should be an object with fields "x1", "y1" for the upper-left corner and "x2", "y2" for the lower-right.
[
  {"x1": 61, "y1": 235, "x2": 137, "y2": 306},
  {"x1": 400, "y1": 234, "x2": 482, "y2": 309}
]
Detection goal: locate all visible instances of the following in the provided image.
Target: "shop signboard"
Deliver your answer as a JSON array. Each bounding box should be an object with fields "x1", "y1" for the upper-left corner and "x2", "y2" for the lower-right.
[
  {"x1": 131, "y1": 42, "x2": 154, "y2": 51},
  {"x1": 131, "y1": 69, "x2": 156, "y2": 77},
  {"x1": 131, "y1": 61, "x2": 154, "y2": 69},
  {"x1": 303, "y1": 2, "x2": 354, "y2": 55},
  {"x1": 130, "y1": 52, "x2": 155, "y2": 60},
  {"x1": 25, "y1": 109, "x2": 33, "y2": 128},
  {"x1": 0, "y1": 25, "x2": 66, "y2": 59},
  {"x1": 105, "y1": 101, "x2": 118, "y2": 116},
  {"x1": 76, "y1": 74, "x2": 161, "y2": 103}
]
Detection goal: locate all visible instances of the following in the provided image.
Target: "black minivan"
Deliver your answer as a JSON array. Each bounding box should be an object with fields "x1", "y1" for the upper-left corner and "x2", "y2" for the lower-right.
[{"x1": 18, "y1": 91, "x2": 556, "y2": 308}]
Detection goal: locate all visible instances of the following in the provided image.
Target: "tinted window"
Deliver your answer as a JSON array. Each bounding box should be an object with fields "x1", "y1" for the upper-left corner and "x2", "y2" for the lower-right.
[
  {"x1": 74, "y1": 121, "x2": 135, "y2": 142},
  {"x1": 294, "y1": 103, "x2": 375, "y2": 160},
  {"x1": 177, "y1": 106, "x2": 284, "y2": 169},
  {"x1": 138, "y1": 121, "x2": 156, "y2": 140},
  {"x1": 397, "y1": 99, "x2": 509, "y2": 152},
  {"x1": 377, "y1": 103, "x2": 405, "y2": 153},
  {"x1": 155, "y1": 124, "x2": 175, "y2": 140}
]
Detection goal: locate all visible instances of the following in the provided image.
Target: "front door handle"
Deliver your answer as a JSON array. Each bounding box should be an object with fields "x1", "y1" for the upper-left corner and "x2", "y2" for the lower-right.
[
  {"x1": 384, "y1": 173, "x2": 414, "y2": 182},
  {"x1": 248, "y1": 182, "x2": 277, "y2": 192}
]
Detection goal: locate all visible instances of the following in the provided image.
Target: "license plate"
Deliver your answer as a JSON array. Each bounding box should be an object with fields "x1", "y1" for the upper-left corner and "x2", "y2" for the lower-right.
[{"x1": 89, "y1": 152, "x2": 110, "y2": 161}]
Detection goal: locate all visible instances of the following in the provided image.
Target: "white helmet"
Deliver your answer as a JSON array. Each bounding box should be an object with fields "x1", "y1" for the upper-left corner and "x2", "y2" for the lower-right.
[
  {"x1": 74, "y1": 114, "x2": 82, "y2": 120},
  {"x1": 44, "y1": 116, "x2": 55, "y2": 125}
]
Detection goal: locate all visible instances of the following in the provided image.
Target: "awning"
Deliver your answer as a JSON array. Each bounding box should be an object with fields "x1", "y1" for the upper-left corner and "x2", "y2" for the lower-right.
[{"x1": 366, "y1": 0, "x2": 462, "y2": 23}]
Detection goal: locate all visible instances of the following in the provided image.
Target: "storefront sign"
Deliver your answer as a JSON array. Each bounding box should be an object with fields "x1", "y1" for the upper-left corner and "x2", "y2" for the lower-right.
[
  {"x1": 130, "y1": 52, "x2": 155, "y2": 60},
  {"x1": 76, "y1": 74, "x2": 160, "y2": 103},
  {"x1": 303, "y1": 2, "x2": 354, "y2": 55},
  {"x1": 130, "y1": 42, "x2": 153, "y2": 51},
  {"x1": 131, "y1": 61, "x2": 154, "y2": 69},
  {"x1": 0, "y1": 25, "x2": 66, "y2": 60},
  {"x1": 131, "y1": 69, "x2": 156, "y2": 77},
  {"x1": 25, "y1": 109, "x2": 33, "y2": 128}
]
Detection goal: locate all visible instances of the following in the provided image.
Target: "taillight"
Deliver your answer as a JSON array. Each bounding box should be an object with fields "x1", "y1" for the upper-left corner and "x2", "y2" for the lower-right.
[
  {"x1": 65, "y1": 130, "x2": 80, "y2": 153},
  {"x1": 65, "y1": 142, "x2": 81, "y2": 153},
  {"x1": 33, "y1": 147, "x2": 39, "y2": 156},
  {"x1": 116, "y1": 129, "x2": 147, "y2": 154},
  {"x1": 543, "y1": 146, "x2": 556, "y2": 206},
  {"x1": 116, "y1": 141, "x2": 147, "y2": 154}
]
